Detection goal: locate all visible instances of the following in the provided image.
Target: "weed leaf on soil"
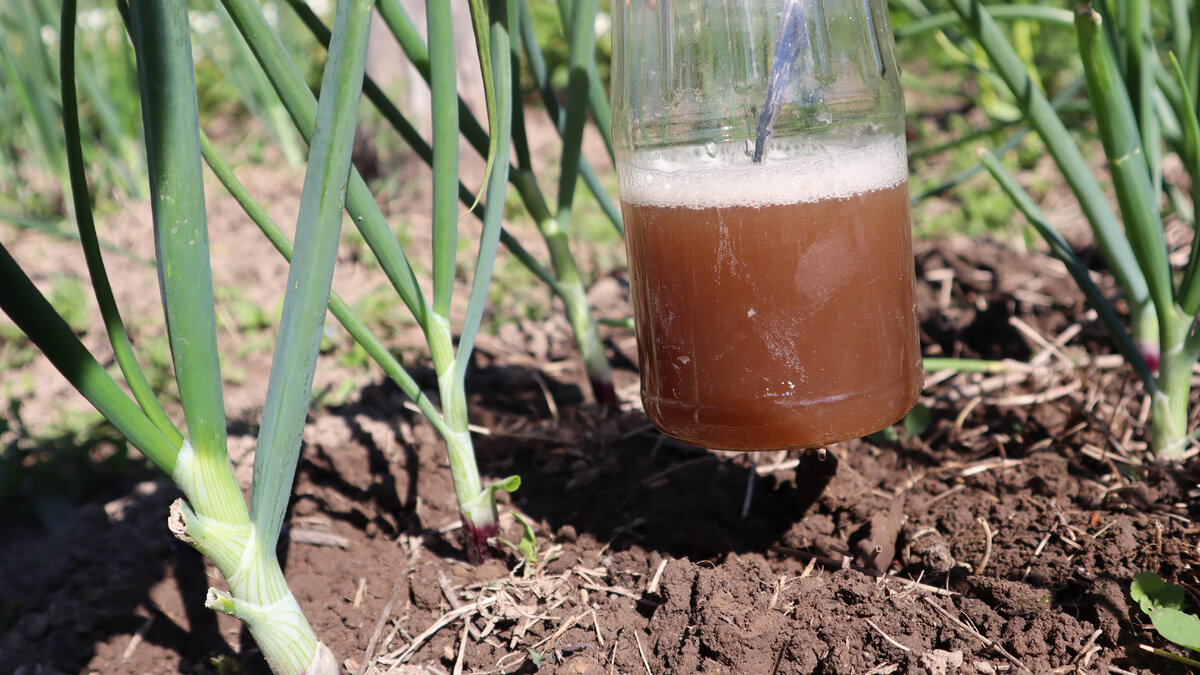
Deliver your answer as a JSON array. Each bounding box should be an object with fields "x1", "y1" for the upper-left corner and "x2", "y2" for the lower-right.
[
  {"x1": 902, "y1": 404, "x2": 933, "y2": 439},
  {"x1": 496, "y1": 511, "x2": 539, "y2": 570},
  {"x1": 866, "y1": 427, "x2": 898, "y2": 444},
  {"x1": 1132, "y1": 572, "x2": 1200, "y2": 652},
  {"x1": 865, "y1": 404, "x2": 932, "y2": 444},
  {"x1": 513, "y1": 511, "x2": 538, "y2": 565},
  {"x1": 1132, "y1": 572, "x2": 1185, "y2": 612},
  {"x1": 1148, "y1": 609, "x2": 1200, "y2": 652}
]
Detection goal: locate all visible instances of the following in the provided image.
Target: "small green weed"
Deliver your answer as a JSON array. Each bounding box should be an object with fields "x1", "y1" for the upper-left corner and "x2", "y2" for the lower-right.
[
  {"x1": 495, "y1": 511, "x2": 539, "y2": 574},
  {"x1": 1130, "y1": 572, "x2": 1200, "y2": 667},
  {"x1": 866, "y1": 403, "x2": 933, "y2": 444}
]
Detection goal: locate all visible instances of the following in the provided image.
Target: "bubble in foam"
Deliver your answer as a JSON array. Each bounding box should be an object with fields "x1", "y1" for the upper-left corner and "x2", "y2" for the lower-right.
[{"x1": 618, "y1": 135, "x2": 907, "y2": 208}]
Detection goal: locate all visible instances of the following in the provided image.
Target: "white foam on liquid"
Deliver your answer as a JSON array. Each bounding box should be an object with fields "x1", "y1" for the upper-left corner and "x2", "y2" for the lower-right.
[{"x1": 618, "y1": 135, "x2": 908, "y2": 209}]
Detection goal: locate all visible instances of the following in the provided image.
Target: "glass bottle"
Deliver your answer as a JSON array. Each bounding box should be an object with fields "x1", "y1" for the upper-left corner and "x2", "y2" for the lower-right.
[{"x1": 611, "y1": 0, "x2": 922, "y2": 450}]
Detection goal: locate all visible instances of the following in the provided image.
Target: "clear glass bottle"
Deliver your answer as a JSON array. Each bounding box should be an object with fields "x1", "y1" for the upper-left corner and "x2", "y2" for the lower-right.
[{"x1": 611, "y1": 0, "x2": 922, "y2": 450}]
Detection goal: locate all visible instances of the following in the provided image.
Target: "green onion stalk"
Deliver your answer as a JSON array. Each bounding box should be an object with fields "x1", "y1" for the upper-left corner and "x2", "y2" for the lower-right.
[
  {"x1": 540, "y1": 0, "x2": 616, "y2": 406},
  {"x1": 0, "y1": 0, "x2": 380, "y2": 670},
  {"x1": 2, "y1": 0, "x2": 71, "y2": 206},
  {"x1": 427, "y1": 0, "x2": 520, "y2": 559},
  {"x1": 894, "y1": 5, "x2": 1089, "y2": 204},
  {"x1": 215, "y1": 0, "x2": 519, "y2": 561},
  {"x1": 388, "y1": 0, "x2": 622, "y2": 408},
  {"x1": 946, "y1": 0, "x2": 1200, "y2": 457}
]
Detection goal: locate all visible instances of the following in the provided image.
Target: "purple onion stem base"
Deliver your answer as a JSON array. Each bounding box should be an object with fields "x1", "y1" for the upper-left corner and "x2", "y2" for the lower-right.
[
  {"x1": 590, "y1": 376, "x2": 618, "y2": 409},
  {"x1": 463, "y1": 517, "x2": 502, "y2": 564}
]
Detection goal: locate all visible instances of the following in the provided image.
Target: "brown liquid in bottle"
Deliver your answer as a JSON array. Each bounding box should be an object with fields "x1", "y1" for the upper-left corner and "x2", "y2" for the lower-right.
[{"x1": 621, "y1": 159, "x2": 921, "y2": 450}]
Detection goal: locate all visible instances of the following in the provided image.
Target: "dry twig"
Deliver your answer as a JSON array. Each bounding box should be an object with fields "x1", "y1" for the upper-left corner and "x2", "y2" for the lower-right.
[
  {"x1": 991, "y1": 381, "x2": 1082, "y2": 407},
  {"x1": 927, "y1": 484, "x2": 966, "y2": 506},
  {"x1": 354, "y1": 577, "x2": 367, "y2": 608},
  {"x1": 958, "y1": 458, "x2": 1025, "y2": 478},
  {"x1": 634, "y1": 632, "x2": 655, "y2": 675},
  {"x1": 388, "y1": 596, "x2": 500, "y2": 663},
  {"x1": 646, "y1": 559, "x2": 670, "y2": 595},
  {"x1": 360, "y1": 545, "x2": 421, "y2": 675},
  {"x1": 121, "y1": 615, "x2": 154, "y2": 661},
  {"x1": 772, "y1": 546, "x2": 956, "y2": 596},
  {"x1": 865, "y1": 618, "x2": 911, "y2": 653},
  {"x1": 581, "y1": 583, "x2": 647, "y2": 603},
  {"x1": 976, "y1": 517, "x2": 994, "y2": 575},
  {"x1": 439, "y1": 571, "x2": 482, "y2": 641},
  {"x1": 1072, "y1": 629, "x2": 1103, "y2": 667},
  {"x1": 452, "y1": 621, "x2": 469, "y2": 675},
  {"x1": 923, "y1": 596, "x2": 1031, "y2": 673},
  {"x1": 289, "y1": 528, "x2": 351, "y2": 548},
  {"x1": 530, "y1": 610, "x2": 590, "y2": 650},
  {"x1": 590, "y1": 607, "x2": 606, "y2": 647}
]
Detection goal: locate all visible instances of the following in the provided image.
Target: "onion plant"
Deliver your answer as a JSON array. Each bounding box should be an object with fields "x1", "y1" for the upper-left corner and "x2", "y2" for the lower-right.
[
  {"x1": 0, "y1": 0, "x2": 365, "y2": 670},
  {"x1": 0, "y1": 0, "x2": 315, "y2": 216},
  {"x1": 893, "y1": 4, "x2": 1087, "y2": 203},
  {"x1": 283, "y1": 0, "x2": 624, "y2": 406},
  {"x1": 942, "y1": 0, "x2": 1200, "y2": 458},
  {"x1": 1, "y1": 0, "x2": 70, "y2": 199},
  {"x1": 212, "y1": 0, "x2": 519, "y2": 561},
  {"x1": 2, "y1": 0, "x2": 517, "y2": 672}
]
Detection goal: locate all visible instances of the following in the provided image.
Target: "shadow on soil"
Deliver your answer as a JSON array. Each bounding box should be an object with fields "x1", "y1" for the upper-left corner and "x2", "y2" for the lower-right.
[{"x1": 0, "y1": 477, "x2": 240, "y2": 673}]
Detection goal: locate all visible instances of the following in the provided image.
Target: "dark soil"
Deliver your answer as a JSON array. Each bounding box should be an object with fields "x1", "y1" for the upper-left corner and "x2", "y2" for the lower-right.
[{"x1": 3, "y1": 236, "x2": 1199, "y2": 675}]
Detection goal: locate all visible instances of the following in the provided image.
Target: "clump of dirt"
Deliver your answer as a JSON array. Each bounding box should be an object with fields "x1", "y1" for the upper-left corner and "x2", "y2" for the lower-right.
[{"x1": 2, "y1": 237, "x2": 1199, "y2": 675}]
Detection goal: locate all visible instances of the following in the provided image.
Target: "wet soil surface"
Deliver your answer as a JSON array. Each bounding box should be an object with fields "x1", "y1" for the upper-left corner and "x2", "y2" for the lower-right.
[{"x1": 3, "y1": 237, "x2": 1200, "y2": 674}]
